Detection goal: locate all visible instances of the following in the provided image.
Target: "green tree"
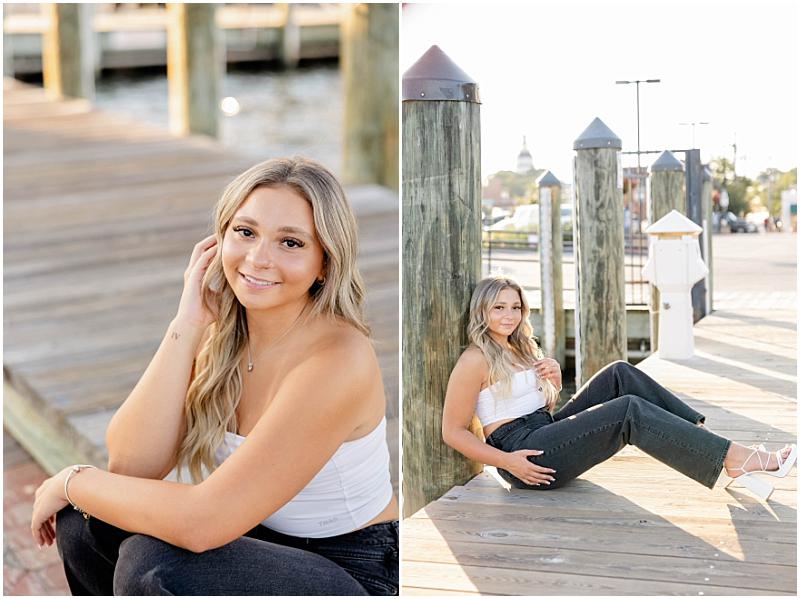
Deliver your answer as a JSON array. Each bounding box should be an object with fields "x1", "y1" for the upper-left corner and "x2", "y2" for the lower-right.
[
  {"x1": 726, "y1": 177, "x2": 751, "y2": 216},
  {"x1": 489, "y1": 169, "x2": 544, "y2": 204},
  {"x1": 710, "y1": 156, "x2": 736, "y2": 184},
  {"x1": 710, "y1": 155, "x2": 750, "y2": 215}
]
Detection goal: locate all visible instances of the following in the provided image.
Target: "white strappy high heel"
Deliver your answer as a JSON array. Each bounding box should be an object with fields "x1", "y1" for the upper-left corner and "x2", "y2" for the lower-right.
[{"x1": 720, "y1": 444, "x2": 797, "y2": 500}]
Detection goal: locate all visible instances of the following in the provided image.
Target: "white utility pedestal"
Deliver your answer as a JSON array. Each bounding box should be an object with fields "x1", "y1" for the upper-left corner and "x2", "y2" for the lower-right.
[{"x1": 641, "y1": 210, "x2": 709, "y2": 359}]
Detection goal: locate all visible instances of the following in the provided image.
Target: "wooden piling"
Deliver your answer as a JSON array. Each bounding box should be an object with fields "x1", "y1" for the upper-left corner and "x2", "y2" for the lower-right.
[
  {"x1": 41, "y1": 3, "x2": 95, "y2": 100},
  {"x1": 648, "y1": 150, "x2": 685, "y2": 351},
  {"x1": 536, "y1": 171, "x2": 565, "y2": 368},
  {"x1": 166, "y1": 3, "x2": 221, "y2": 138},
  {"x1": 278, "y1": 4, "x2": 300, "y2": 69},
  {"x1": 702, "y1": 166, "x2": 713, "y2": 313},
  {"x1": 572, "y1": 117, "x2": 627, "y2": 387},
  {"x1": 402, "y1": 46, "x2": 482, "y2": 517},
  {"x1": 341, "y1": 4, "x2": 399, "y2": 191}
]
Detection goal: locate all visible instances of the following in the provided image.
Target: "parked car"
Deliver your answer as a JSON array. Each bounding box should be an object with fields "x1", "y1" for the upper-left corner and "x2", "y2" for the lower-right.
[{"x1": 720, "y1": 211, "x2": 756, "y2": 233}]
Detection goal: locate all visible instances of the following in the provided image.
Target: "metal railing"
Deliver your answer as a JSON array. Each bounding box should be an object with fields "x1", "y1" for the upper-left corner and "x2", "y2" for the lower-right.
[{"x1": 482, "y1": 220, "x2": 649, "y2": 308}]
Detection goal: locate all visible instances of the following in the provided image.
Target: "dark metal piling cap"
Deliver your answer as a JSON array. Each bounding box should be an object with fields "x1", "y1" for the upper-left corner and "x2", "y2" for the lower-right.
[
  {"x1": 702, "y1": 166, "x2": 712, "y2": 181},
  {"x1": 537, "y1": 171, "x2": 561, "y2": 188},
  {"x1": 402, "y1": 45, "x2": 480, "y2": 103},
  {"x1": 650, "y1": 150, "x2": 684, "y2": 172},
  {"x1": 573, "y1": 117, "x2": 621, "y2": 150}
]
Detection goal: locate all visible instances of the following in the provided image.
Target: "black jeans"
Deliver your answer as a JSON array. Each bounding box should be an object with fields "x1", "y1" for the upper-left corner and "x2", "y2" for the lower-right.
[
  {"x1": 56, "y1": 507, "x2": 398, "y2": 596},
  {"x1": 486, "y1": 361, "x2": 731, "y2": 490}
]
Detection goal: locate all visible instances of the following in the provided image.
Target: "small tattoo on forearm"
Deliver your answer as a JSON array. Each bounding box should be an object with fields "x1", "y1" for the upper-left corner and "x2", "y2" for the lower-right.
[{"x1": 171, "y1": 332, "x2": 180, "y2": 340}]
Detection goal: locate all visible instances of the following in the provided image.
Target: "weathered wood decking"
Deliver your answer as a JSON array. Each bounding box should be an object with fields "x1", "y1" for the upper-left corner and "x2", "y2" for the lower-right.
[
  {"x1": 403, "y1": 303, "x2": 796, "y2": 595},
  {"x1": 2, "y1": 78, "x2": 399, "y2": 493}
]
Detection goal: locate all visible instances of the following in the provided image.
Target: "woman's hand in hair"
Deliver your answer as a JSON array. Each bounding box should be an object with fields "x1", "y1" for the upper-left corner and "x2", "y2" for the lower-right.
[
  {"x1": 534, "y1": 358, "x2": 562, "y2": 392},
  {"x1": 499, "y1": 450, "x2": 556, "y2": 486},
  {"x1": 176, "y1": 235, "x2": 219, "y2": 331}
]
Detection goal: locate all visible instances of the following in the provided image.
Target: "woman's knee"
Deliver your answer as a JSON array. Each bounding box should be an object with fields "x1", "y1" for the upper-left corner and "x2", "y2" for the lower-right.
[
  {"x1": 57, "y1": 506, "x2": 134, "y2": 558},
  {"x1": 613, "y1": 393, "x2": 641, "y2": 407},
  {"x1": 591, "y1": 360, "x2": 634, "y2": 386},
  {"x1": 603, "y1": 394, "x2": 645, "y2": 420},
  {"x1": 608, "y1": 360, "x2": 644, "y2": 392},
  {"x1": 55, "y1": 506, "x2": 92, "y2": 559},
  {"x1": 114, "y1": 534, "x2": 181, "y2": 595},
  {"x1": 56, "y1": 508, "x2": 137, "y2": 595},
  {"x1": 614, "y1": 394, "x2": 662, "y2": 430},
  {"x1": 609, "y1": 360, "x2": 636, "y2": 378}
]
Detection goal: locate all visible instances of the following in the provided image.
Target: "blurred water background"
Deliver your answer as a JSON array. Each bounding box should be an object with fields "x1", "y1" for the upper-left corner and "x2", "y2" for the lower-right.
[{"x1": 92, "y1": 63, "x2": 344, "y2": 174}]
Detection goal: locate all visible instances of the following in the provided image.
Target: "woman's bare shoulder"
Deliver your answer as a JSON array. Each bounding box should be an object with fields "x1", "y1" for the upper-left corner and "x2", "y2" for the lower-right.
[
  {"x1": 450, "y1": 345, "x2": 489, "y2": 384},
  {"x1": 269, "y1": 316, "x2": 380, "y2": 427},
  {"x1": 316, "y1": 316, "x2": 373, "y2": 355},
  {"x1": 445, "y1": 345, "x2": 488, "y2": 411},
  {"x1": 457, "y1": 345, "x2": 489, "y2": 369},
  {"x1": 294, "y1": 316, "x2": 378, "y2": 383}
]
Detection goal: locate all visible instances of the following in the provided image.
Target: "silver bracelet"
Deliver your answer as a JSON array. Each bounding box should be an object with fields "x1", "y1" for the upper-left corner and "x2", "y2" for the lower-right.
[{"x1": 64, "y1": 464, "x2": 96, "y2": 520}]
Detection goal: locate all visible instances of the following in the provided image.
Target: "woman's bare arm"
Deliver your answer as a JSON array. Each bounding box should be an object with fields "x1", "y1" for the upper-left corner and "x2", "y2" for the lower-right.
[
  {"x1": 442, "y1": 349, "x2": 513, "y2": 467},
  {"x1": 104, "y1": 320, "x2": 207, "y2": 478},
  {"x1": 442, "y1": 349, "x2": 556, "y2": 486},
  {"x1": 37, "y1": 330, "x2": 381, "y2": 552}
]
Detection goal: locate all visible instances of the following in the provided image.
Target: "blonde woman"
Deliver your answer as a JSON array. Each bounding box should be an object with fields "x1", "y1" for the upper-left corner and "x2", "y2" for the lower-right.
[
  {"x1": 31, "y1": 157, "x2": 398, "y2": 596},
  {"x1": 442, "y1": 275, "x2": 795, "y2": 498}
]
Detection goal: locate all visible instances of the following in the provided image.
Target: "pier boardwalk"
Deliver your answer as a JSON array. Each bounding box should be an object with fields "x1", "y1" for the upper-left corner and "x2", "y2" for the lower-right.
[
  {"x1": 5, "y1": 4, "x2": 345, "y2": 75},
  {"x1": 3, "y1": 77, "x2": 398, "y2": 593},
  {"x1": 402, "y1": 237, "x2": 796, "y2": 595}
]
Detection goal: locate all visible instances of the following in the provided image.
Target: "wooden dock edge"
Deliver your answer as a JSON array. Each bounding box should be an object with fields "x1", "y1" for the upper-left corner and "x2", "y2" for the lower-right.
[{"x1": 4, "y1": 376, "x2": 90, "y2": 476}]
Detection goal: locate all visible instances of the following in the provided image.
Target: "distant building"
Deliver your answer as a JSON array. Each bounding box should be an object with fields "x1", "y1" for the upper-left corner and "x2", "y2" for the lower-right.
[
  {"x1": 482, "y1": 176, "x2": 504, "y2": 202},
  {"x1": 482, "y1": 176, "x2": 512, "y2": 210},
  {"x1": 515, "y1": 136, "x2": 534, "y2": 174}
]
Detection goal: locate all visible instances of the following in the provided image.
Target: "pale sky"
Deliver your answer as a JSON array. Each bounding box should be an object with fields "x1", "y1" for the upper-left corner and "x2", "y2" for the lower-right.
[{"x1": 402, "y1": 3, "x2": 798, "y2": 185}]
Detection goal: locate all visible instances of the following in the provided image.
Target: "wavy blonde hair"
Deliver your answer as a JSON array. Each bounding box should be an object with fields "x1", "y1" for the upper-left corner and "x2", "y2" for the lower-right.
[
  {"x1": 468, "y1": 276, "x2": 558, "y2": 410},
  {"x1": 177, "y1": 156, "x2": 368, "y2": 483}
]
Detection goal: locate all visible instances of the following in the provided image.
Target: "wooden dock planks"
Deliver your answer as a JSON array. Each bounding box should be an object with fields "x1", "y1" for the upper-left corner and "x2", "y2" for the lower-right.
[
  {"x1": 402, "y1": 307, "x2": 797, "y2": 595},
  {"x1": 2, "y1": 78, "x2": 399, "y2": 494}
]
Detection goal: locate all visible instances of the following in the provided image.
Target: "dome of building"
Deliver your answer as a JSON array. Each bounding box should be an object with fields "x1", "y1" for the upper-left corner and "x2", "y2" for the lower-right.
[{"x1": 516, "y1": 136, "x2": 534, "y2": 174}]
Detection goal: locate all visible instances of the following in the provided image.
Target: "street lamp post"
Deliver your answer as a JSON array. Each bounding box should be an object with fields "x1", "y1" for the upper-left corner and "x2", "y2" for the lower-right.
[
  {"x1": 616, "y1": 79, "x2": 660, "y2": 173},
  {"x1": 679, "y1": 121, "x2": 709, "y2": 148}
]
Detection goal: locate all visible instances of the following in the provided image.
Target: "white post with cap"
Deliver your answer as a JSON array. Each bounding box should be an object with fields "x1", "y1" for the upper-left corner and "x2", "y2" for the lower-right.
[{"x1": 641, "y1": 210, "x2": 709, "y2": 359}]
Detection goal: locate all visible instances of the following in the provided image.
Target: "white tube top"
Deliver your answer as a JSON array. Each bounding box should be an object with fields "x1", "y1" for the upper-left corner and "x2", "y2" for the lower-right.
[
  {"x1": 474, "y1": 369, "x2": 547, "y2": 428},
  {"x1": 214, "y1": 416, "x2": 393, "y2": 538}
]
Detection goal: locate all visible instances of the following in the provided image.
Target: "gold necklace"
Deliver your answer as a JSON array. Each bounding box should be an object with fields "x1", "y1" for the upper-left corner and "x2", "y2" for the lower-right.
[{"x1": 246, "y1": 303, "x2": 308, "y2": 372}]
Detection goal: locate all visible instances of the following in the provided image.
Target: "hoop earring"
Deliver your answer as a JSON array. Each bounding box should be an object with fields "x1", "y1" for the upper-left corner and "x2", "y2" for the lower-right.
[{"x1": 317, "y1": 276, "x2": 326, "y2": 286}]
